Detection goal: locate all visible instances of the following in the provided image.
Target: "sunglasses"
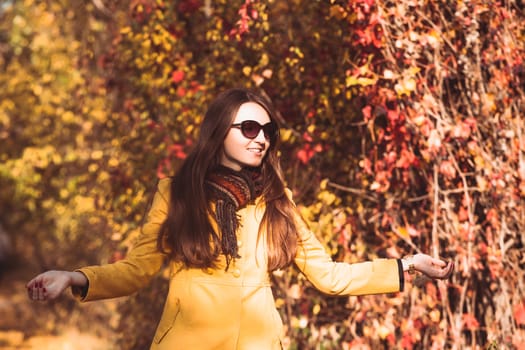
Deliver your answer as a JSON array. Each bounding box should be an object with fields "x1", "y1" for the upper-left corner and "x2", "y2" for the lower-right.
[{"x1": 231, "y1": 120, "x2": 278, "y2": 141}]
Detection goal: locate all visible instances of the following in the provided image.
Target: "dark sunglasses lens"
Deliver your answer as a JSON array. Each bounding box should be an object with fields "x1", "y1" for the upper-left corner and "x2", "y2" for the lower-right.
[
  {"x1": 263, "y1": 124, "x2": 277, "y2": 140},
  {"x1": 241, "y1": 121, "x2": 261, "y2": 138}
]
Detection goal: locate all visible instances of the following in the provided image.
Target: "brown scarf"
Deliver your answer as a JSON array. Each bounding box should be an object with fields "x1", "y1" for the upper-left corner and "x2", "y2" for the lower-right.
[{"x1": 205, "y1": 166, "x2": 263, "y2": 268}]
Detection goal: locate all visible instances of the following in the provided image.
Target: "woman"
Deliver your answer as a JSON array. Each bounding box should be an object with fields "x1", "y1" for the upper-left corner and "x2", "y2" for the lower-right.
[{"x1": 27, "y1": 88, "x2": 453, "y2": 349}]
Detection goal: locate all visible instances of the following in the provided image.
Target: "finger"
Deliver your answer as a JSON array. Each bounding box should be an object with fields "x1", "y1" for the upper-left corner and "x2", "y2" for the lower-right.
[
  {"x1": 38, "y1": 286, "x2": 46, "y2": 301},
  {"x1": 435, "y1": 262, "x2": 453, "y2": 279},
  {"x1": 35, "y1": 281, "x2": 41, "y2": 300},
  {"x1": 443, "y1": 261, "x2": 454, "y2": 279},
  {"x1": 35, "y1": 281, "x2": 45, "y2": 301},
  {"x1": 26, "y1": 277, "x2": 38, "y2": 289},
  {"x1": 40, "y1": 281, "x2": 48, "y2": 300},
  {"x1": 32, "y1": 283, "x2": 38, "y2": 300}
]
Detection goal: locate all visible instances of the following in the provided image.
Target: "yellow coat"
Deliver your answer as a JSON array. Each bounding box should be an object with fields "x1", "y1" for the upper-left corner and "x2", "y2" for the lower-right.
[{"x1": 75, "y1": 178, "x2": 402, "y2": 350}]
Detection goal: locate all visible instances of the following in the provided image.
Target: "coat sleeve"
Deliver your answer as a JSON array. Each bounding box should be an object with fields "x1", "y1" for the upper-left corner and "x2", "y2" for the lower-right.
[
  {"x1": 289, "y1": 191, "x2": 404, "y2": 296},
  {"x1": 73, "y1": 178, "x2": 171, "y2": 301}
]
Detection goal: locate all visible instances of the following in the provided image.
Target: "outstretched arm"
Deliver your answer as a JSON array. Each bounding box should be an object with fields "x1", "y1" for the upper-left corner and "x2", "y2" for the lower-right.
[
  {"x1": 25, "y1": 178, "x2": 171, "y2": 302},
  {"x1": 291, "y1": 206, "x2": 453, "y2": 295}
]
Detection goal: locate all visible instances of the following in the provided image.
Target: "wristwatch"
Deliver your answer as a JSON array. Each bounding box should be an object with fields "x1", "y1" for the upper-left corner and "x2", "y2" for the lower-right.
[{"x1": 403, "y1": 255, "x2": 416, "y2": 275}]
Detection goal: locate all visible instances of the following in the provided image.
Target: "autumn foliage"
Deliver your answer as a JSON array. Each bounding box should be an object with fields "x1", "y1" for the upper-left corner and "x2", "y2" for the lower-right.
[{"x1": 1, "y1": 0, "x2": 524, "y2": 349}]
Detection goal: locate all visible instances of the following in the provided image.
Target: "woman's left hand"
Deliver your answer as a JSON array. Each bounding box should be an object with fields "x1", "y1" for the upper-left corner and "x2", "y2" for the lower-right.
[{"x1": 412, "y1": 253, "x2": 454, "y2": 279}]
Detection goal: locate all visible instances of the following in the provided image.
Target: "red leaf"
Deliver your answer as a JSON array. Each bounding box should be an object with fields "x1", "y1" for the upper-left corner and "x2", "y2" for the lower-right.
[
  {"x1": 401, "y1": 332, "x2": 415, "y2": 350},
  {"x1": 387, "y1": 109, "x2": 399, "y2": 123},
  {"x1": 297, "y1": 144, "x2": 314, "y2": 164},
  {"x1": 171, "y1": 70, "x2": 185, "y2": 83},
  {"x1": 168, "y1": 143, "x2": 187, "y2": 159},
  {"x1": 514, "y1": 304, "x2": 525, "y2": 326},
  {"x1": 176, "y1": 86, "x2": 187, "y2": 97},
  {"x1": 302, "y1": 132, "x2": 313, "y2": 142},
  {"x1": 458, "y1": 206, "x2": 469, "y2": 222},
  {"x1": 462, "y1": 313, "x2": 480, "y2": 330}
]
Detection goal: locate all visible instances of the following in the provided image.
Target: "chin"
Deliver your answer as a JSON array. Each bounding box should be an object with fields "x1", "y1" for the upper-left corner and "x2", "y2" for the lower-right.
[{"x1": 242, "y1": 160, "x2": 263, "y2": 168}]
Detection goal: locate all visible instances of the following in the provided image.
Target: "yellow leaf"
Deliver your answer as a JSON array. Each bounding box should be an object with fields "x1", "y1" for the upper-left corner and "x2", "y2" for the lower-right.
[
  {"x1": 59, "y1": 189, "x2": 69, "y2": 199},
  {"x1": 318, "y1": 190, "x2": 336, "y2": 205},
  {"x1": 74, "y1": 195, "x2": 95, "y2": 212},
  {"x1": 274, "y1": 298, "x2": 285, "y2": 308},
  {"x1": 91, "y1": 150, "x2": 103, "y2": 160},
  {"x1": 346, "y1": 75, "x2": 377, "y2": 87},
  {"x1": 120, "y1": 26, "x2": 131, "y2": 35},
  {"x1": 108, "y1": 158, "x2": 119, "y2": 167},
  {"x1": 259, "y1": 53, "x2": 269, "y2": 67},
  {"x1": 98, "y1": 171, "x2": 110, "y2": 182},
  {"x1": 61, "y1": 110, "x2": 75, "y2": 123},
  {"x1": 397, "y1": 227, "x2": 409, "y2": 238},
  {"x1": 32, "y1": 84, "x2": 43, "y2": 96},
  {"x1": 242, "y1": 66, "x2": 252, "y2": 76},
  {"x1": 279, "y1": 129, "x2": 293, "y2": 142},
  {"x1": 407, "y1": 66, "x2": 421, "y2": 76},
  {"x1": 91, "y1": 109, "x2": 107, "y2": 122},
  {"x1": 312, "y1": 304, "x2": 321, "y2": 315},
  {"x1": 474, "y1": 155, "x2": 484, "y2": 167}
]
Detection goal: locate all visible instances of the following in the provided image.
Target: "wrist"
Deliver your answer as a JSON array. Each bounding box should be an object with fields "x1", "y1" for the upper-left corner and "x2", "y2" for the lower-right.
[
  {"x1": 69, "y1": 271, "x2": 88, "y2": 287},
  {"x1": 402, "y1": 255, "x2": 416, "y2": 275}
]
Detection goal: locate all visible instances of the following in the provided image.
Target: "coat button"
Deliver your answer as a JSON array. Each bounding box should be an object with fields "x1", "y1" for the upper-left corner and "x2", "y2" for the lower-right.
[{"x1": 232, "y1": 268, "x2": 241, "y2": 278}]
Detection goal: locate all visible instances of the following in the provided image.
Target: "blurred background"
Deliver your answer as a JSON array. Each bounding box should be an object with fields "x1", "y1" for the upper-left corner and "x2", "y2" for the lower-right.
[{"x1": 0, "y1": 0, "x2": 524, "y2": 349}]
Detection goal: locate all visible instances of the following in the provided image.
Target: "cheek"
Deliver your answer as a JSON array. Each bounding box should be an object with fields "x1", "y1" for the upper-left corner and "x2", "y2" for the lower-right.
[
  {"x1": 222, "y1": 137, "x2": 243, "y2": 159},
  {"x1": 223, "y1": 132, "x2": 249, "y2": 150},
  {"x1": 223, "y1": 137, "x2": 237, "y2": 153}
]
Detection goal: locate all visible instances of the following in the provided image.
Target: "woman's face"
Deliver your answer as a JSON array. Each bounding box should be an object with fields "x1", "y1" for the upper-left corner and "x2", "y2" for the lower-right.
[{"x1": 220, "y1": 102, "x2": 272, "y2": 171}]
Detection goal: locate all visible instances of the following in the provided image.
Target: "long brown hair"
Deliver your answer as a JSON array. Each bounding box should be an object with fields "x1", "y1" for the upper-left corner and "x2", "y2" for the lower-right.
[{"x1": 158, "y1": 88, "x2": 299, "y2": 271}]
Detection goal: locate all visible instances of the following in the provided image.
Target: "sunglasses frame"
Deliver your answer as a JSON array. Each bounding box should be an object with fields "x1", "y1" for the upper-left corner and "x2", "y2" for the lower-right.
[{"x1": 231, "y1": 120, "x2": 278, "y2": 141}]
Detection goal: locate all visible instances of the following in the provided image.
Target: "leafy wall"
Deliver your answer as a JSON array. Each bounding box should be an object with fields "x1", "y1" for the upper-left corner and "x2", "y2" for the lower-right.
[{"x1": 0, "y1": 0, "x2": 524, "y2": 349}]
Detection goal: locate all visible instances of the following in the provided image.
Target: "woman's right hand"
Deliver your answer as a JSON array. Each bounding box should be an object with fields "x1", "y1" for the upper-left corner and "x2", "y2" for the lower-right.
[{"x1": 26, "y1": 270, "x2": 87, "y2": 301}]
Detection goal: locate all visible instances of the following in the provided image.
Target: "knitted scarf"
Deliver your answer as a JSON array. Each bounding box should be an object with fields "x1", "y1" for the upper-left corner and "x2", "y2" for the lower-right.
[{"x1": 205, "y1": 166, "x2": 263, "y2": 268}]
